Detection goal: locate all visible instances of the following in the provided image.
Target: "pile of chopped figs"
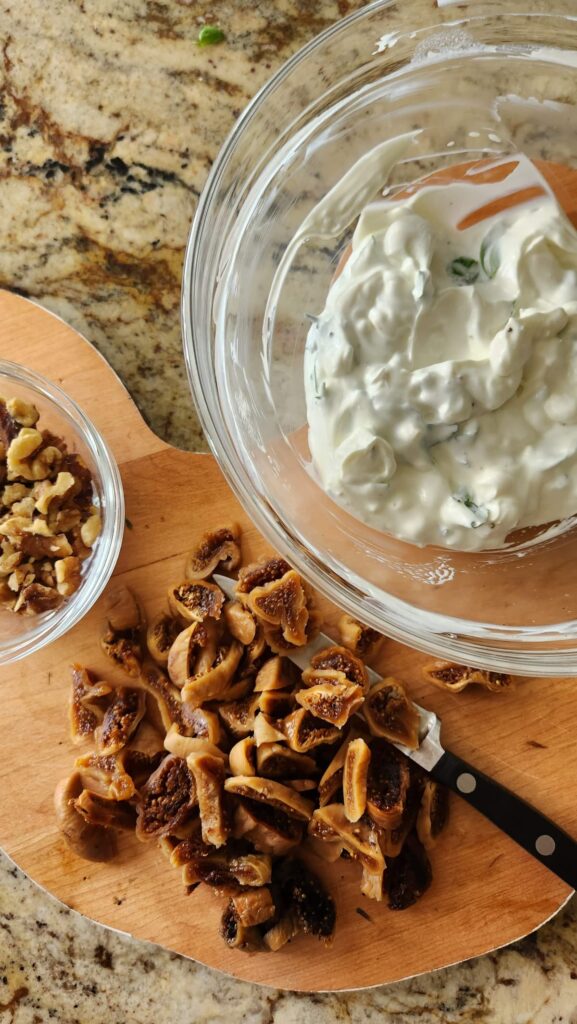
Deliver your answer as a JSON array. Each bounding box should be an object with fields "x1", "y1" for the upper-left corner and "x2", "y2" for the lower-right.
[
  {"x1": 0, "y1": 396, "x2": 101, "y2": 613},
  {"x1": 55, "y1": 524, "x2": 462, "y2": 953}
]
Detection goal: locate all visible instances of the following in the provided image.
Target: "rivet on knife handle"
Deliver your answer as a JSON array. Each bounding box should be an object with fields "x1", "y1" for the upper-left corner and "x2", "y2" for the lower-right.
[{"x1": 431, "y1": 749, "x2": 577, "y2": 891}]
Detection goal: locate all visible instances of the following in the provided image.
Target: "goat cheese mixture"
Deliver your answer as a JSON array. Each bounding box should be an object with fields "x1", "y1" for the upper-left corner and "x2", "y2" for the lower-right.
[{"x1": 302, "y1": 142, "x2": 577, "y2": 550}]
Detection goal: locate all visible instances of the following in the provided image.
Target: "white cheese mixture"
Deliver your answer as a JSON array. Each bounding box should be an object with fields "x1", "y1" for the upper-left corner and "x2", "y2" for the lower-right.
[{"x1": 303, "y1": 152, "x2": 577, "y2": 550}]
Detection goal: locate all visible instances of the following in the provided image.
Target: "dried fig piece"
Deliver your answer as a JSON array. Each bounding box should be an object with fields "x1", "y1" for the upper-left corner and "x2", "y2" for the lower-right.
[
  {"x1": 254, "y1": 655, "x2": 299, "y2": 692},
  {"x1": 263, "y1": 912, "x2": 299, "y2": 952},
  {"x1": 185, "y1": 524, "x2": 241, "y2": 580},
  {"x1": 282, "y1": 709, "x2": 340, "y2": 753},
  {"x1": 364, "y1": 679, "x2": 420, "y2": 750},
  {"x1": 230, "y1": 887, "x2": 275, "y2": 927},
  {"x1": 224, "y1": 776, "x2": 314, "y2": 822},
  {"x1": 236, "y1": 557, "x2": 292, "y2": 594},
  {"x1": 338, "y1": 615, "x2": 383, "y2": 659},
  {"x1": 379, "y1": 773, "x2": 424, "y2": 858},
  {"x1": 309, "y1": 804, "x2": 384, "y2": 874},
  {"x1": 386, "y1": 834, "x2": 432, "y2": 910},
  {"x1": 175, "y1": 706, "x2": 223, "y2": 745},
  {"x1": 318, "y1": 736, "x2": 349, "y2": 806},
  {"x1": 181, "y1": 640, "x2": 243, "y2": 706},
  {"x1": 296, "y1": 675, "x2": 364, "y2": 729},
  {"x1": 423, "y1": 661, "x2": 513, "y2": 693},
  {"x1": 416, "y1": 780, "x2": 449, "y2": 851},
  {"x1": 223, "y1": 601, "x2": 256, "y2": 645},
  {"x1": 233, "y1": 800, "x2": 303, "y2": 856},
  {"x1": 74, "y1": 750, "x2": 140, "y2": 801},
  {"x1": 366, "y1": 740, "x2": 410, "y2": 830},
  {"x1": 101, "y1": 586, "x2": 143, "y2": 677},
  {"x1": 54, "y1": 773, "x2": 116, "y2": 862},
  {"x1": 187, "y1": 751, "x2": 230, "y2": 848},
  {"x1": 286, "y1": 779, "x2": 317, "y2": 793},
  {"x1": 305, "y1": 645, "x2": 368, "y2": 692},
  {"x1": 166, "y1": 621, "x2": 216, "y2": 688},
  {"x1": 220, "y1": 903, "x2": 262, "y2": 951},
  {"x1": 174, "y1": 839, "x2": 271, "y2": 888},
  {"x1": 136, "y1": 754, "x2": 197, "y2": 841},
  {"x1": 146, "y1": 612, "x2": 182, "y2": 667},
  {"x1": 252, "y1": 712, "x2": 286, "y2": 746},
  {"x1": 135, "y1": 661, "x2": 191, "y2": 734},
  {"x1": 218, "y1": 694, "x2": 261, "y2": 738},
  {"x1": 256, "y1": 743, "x2": 316, "y2": 780},
  {"x1": 73, "y1": 790, "x2": 136, "y2": 831},
  {"x1": 257, "y1": 689, "x2": 295, "y2": 718},
  {"x1": 275, "y1": 857, "x2": 336, "y2": 941},
  {"x1": 69, "y1": 664, "x2": 112, "y2": 743},
  {"x1": 168, "y1": 580, "x2": 224, "y2": 624},
  {"x1": 95, "y1": 687, "x2": 146, "y2": 755},
  {"x1": 343, "y1": 738, "x2": 371, "y2": 823},
  {"x1": 229, "y1": 737, "x2": 256, "y2": 776},
  {"x1": 164, "y1": 727, "x2": 227, "y2": 762},
  {"x1": 244, "y1": 569, "x2": 309, "y2": 647}
]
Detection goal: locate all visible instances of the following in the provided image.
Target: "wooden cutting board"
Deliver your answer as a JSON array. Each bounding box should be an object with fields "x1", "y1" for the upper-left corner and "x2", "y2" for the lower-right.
[{"x1": 0, "y1": 289, "x2": 574, "y2": 993}]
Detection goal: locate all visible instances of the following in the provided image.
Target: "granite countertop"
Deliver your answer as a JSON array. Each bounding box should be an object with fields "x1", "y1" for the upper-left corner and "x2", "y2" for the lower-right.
[{"x1": 1, "y1": 0, "x2": 577, "y2": 1020}]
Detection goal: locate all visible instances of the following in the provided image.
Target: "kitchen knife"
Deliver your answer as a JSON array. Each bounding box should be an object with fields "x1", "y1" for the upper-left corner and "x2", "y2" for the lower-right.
[{"x1": 215, "y1": 573, "x2": 577, "y2": 890}]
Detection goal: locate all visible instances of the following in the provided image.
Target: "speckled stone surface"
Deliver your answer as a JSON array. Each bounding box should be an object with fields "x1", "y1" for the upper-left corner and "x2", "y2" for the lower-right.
[{"x1": 2, "y1": 0, "x2": 577, "y2": 1020}]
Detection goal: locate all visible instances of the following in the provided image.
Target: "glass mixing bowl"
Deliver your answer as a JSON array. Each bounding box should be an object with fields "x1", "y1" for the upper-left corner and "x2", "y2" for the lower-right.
[
  {"x1": 0, "y1": 362, "x2": 124, "y2": 664},
  {"x1": 183, "y1": 0, "x2": 577, "y2": 676}
]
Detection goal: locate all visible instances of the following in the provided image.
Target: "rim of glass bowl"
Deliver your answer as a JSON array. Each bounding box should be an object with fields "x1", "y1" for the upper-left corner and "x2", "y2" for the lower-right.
[
  {"x1": 182, "y1": 0, "x2": 577, "y2": 677},
  {"x1": 0, "y1": 360, "x2": 124, "y2": 665}
]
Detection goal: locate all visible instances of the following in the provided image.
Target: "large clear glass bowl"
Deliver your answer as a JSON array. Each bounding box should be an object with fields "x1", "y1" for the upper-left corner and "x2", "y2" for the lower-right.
[{"x1": 183, "y1": 0, "x2": 577, "y2": 676}]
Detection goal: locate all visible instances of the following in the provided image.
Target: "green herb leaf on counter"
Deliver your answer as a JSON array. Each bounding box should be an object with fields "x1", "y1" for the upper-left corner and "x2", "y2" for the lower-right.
[
  {"x1": 197, "y1": 25, "x2": 225, "y2": 46},
  {"x1": 448, "y1": 256, "x2": 480, "y2": 285}
]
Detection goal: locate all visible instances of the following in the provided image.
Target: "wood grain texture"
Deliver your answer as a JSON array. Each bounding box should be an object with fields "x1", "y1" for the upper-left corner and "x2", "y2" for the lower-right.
[{"x1": 0, "y1": 287, "x2": 574, "y2": 993}]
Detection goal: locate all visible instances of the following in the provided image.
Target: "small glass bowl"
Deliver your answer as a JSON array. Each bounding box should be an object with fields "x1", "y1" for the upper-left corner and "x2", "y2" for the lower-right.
[
  {"x1": 183, "y1": 0, "x2": 577, "y2": 676},
  {"x1": 0, "y1": 361, "x2": 124, "y2": 664}
]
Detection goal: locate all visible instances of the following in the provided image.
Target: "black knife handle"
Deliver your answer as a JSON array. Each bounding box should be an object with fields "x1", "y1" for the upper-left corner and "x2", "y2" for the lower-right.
[{"x1": 431, "y1": 749, "x2": 577, "y2": 891}]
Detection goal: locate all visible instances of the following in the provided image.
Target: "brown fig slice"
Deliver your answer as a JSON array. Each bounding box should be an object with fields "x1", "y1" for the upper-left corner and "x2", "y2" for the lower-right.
[
  {"x1": 135, "y1": 754, "x2": 197, "y2": 841},
  {"x1": 254, "y1": 655, "x2": 299, "y2": 692},
  {"x1": 146, "y1": 612, "x2": 182, "y2": 667},
  {"x1": 223, "y1": 600, "x2": 256, "y2": 645},
  {"x1": 262, "y1": 912, "x2": 299, "y2": 952},
  {"x1": 338, "y1": 614, "x2": 383, "y2": 658},
  {"x1": 218, "y1": 694, "x2": 261, "y2": 737},
  {"x1": 252, "y1": 712, "x2": 286, "y2": 746},
  {"x1": 220, "y1": 903, "x2": 263, "y2": 951},
  {"x1": 305, "y1": 645, "x2": 368, "y2": 692},
  {"x1": 95, "y1": 687, "x2": 146, "y2": 755},
  {"x1": 166, "y1": 620, "x2": 216, "y2": 688},
  {"x1": 366, "y1": 740, "x2": 411, "y2": 830},
  {"x1": 166, "y1": 706, "x2": 223, "y2": 746},
  {"x1": 364, "y1": 678, "x2": 420, "y2": 750},
  {"x1": 233, "y1": 801, "x2": 303, "y2": 856},
  {"x1": 295, "y1": 675, "x2": 364, "y2": 729},
  {"x1": 416, "y1": 780, "x2": 449, "y2": 850},
  {"x1": 230, "y1": 887, "x2": 275, "y2": 927},
  {"x1": 235, "y1": 557, "x2": 292, "y2": 595},
  {"x1": 229, "y1": 737, "x2": 256, "y2": 777},
  {"x1": 100, "y1": 585, "x2": 143, "y2": 677},
  {"x1": 422, "y1": 660, "x2": 513, "y2": 693},
  {"x1": 244, "y1": 569, "x2": 309, "y2": 647},
  {"x1": 224, "y1": 776, "x2": 314, "y2": 822},
  {"x1": 74, "y1": 750, "x2": 140, "y2": 801},
  {"x1": 343, "y1": 737, "x2": 371, "y2": 823},
  {"x1": 173, "y1": 839, "x2": 271, "y2": 888},
  {"x1": 135, "y1": 660, "x2": 191, "y2": 735},
  {"x1": 163, "y1": 726, "x2": 227, "y2": 762},
  {"x1": 275, "y1": 857, "x2": 336, "y2": 941},
  {"x1": 73, "y1": 790, "x2": 136, "y2": 831},
  {"x1": 386, "y1": 834, "x2": 433, "y2": 910},
  {"x1": 69, "y1": 664, "x2": 112, "y2": 744},
  {"x1": 168, "y1": 580, "x2": 224, "y2": 624},
  {"x1": 54, "y1": 773, "x2": 116, "y2": 862},
  {"x1": 184, "y1": 524, "x2": 241, "y2": 580},
  {"x1": 282, "y1": 709, "x2": 340, "y2": 753},
  {"x1": 257, "y1": 689, "x2": 295, "y2": 718},
  {"x1": 256, "y1": 743, "x2": 317, "y2": 780},
  {"x1": 181, "y1": 640, "x2": 243, "y2": 707},
  {"x1": 187, "y1": 751, "x2": 230, "y2": 848},
  {"x1": 309, "y1": 804, "x2": 384, "y2": 875}
]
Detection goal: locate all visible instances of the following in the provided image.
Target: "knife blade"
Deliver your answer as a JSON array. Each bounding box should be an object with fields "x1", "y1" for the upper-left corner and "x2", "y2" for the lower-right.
[{"x1": 215, "y1": 572, "x2": 577, "y2": 890}]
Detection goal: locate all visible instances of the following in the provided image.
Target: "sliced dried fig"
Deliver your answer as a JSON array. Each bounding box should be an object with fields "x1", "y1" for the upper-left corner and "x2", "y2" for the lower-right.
[
  {"x1": 309, "y1": 804, "x2": 384, "y2": 875},
  {"x1": 168, "y1": 580, "x2": 224, "y2": 625},
  {"x1": 233, "y1": 801, "x2": 303, "y2": 856},
  {"x1": 257, "y1": 689, "x2": 295, "y2": 718},
  {"x1": 54, "y1": 773, "x2": 116, "y2": 862},
  {"x1": 275, "y1": 857, "x2": 336, "y2": 941},
  {"x1": 181, "y1": 640, "x2": 243, "y2": 706},
  {"x1": 174, "y1": 839, "x2": 271, "y2": 888},
  {"x1": 235, "y1": 557, "x2": 292, "y2": 595},
  {"x1": 163, "y1": 725, "x2": 227, "y2": 761},
  {"x1": 338, "y1": 614, "x2": 383, "y2": 659},
  {"x1": 224, "y1": 776, "x2": 313, "y2": 822},
  {"x1": 169, "y1": 706, "x2": 222, "y2": 745},
  {"x1": 364, "y1": 678, "x2": 420, "y2": 750},
  {"x1": 135, "y1": 661, "x2": 190, "y2": 734},
  {"x1": 286, "y1": 779, "x2": 317, "y2": 792},
  {"x1": 95, "y1": 687, "x2": 146, "y2": 755},
  {"x1": 318, "y1": 737, "x2": 349, "y2": 807},
  {"x1": 220, "y1": 903, "x2": 262, "y2": 951},
  {"x1": 305, "y1": 645, "x2": 368, "y2": 692},
  {"x1": 343, "y1": 737, "x2": 371, "y2": 823},
  {"x1": 252, "y1": 712, "x2": 286, "y2": 747},
  {"x1": 218, "y1": 694, "x2": 260, "y2": 737},
  {"x1": 101, "y1": 586, "x2": 143, "y2": 677},
  {"x1": 366, "y1": 740, "x2": 410, "y2": 830},
  {"x1": 386, "y1": 834, "x2": 432, "y2": 910},
  {"x1": 256, "y1": 743, "x2": 316, "y2": 780},
  {"x1": 73, "y1": 790, "x2": 136, "y2": 831},
  {"x1": 74, "y1": 750, "x2": 139, "y2": 801},
  {"x1": 262, "y1": 912, "x2": 299, "y2": 952},
  {"x1": 282, "y1": 709, "x2": 340, "y2": 753},
  {"x1": 295, "y1": 675, "x2": 364, "y2": 728},
  {"x1": 244, "y1": 569, "x2": 309, "y2": 647},
  {"x1": 254, "y1": 655, "x2": 299, "y2": 692},
  {"x1": 416, "y1": 780, "x2": 449, "y2": 851},
  {"x1": 166, "y1": 622, "x2": 216, "y2": 687},
  {"x1": 223, "y1": 601, "x2": 256, "y2": 645},
  {"x1": 229, "y1": 737, "x2": 256, "y2": 776},
  {"x1": 146, "y1": 612, "x2": 182, "y2": 667},
  {"x1": 69, "y1": 664, "x2": 111, "y2": 744},
  {"x1": 135, "y1": 754, "x2": 197, "y2": 841},
  {"x1": 187, "y1": 751, "x2": 230, "y2": 848},
  {"x1": 185, "y1": 524, "x2": 241, "y2": 580},
  {"x1": 231, "y1": 887, "x2": 275, "y2": 927},
  {"x1": 422, "y1": 661, "x2": 513, "y2": 693}
]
